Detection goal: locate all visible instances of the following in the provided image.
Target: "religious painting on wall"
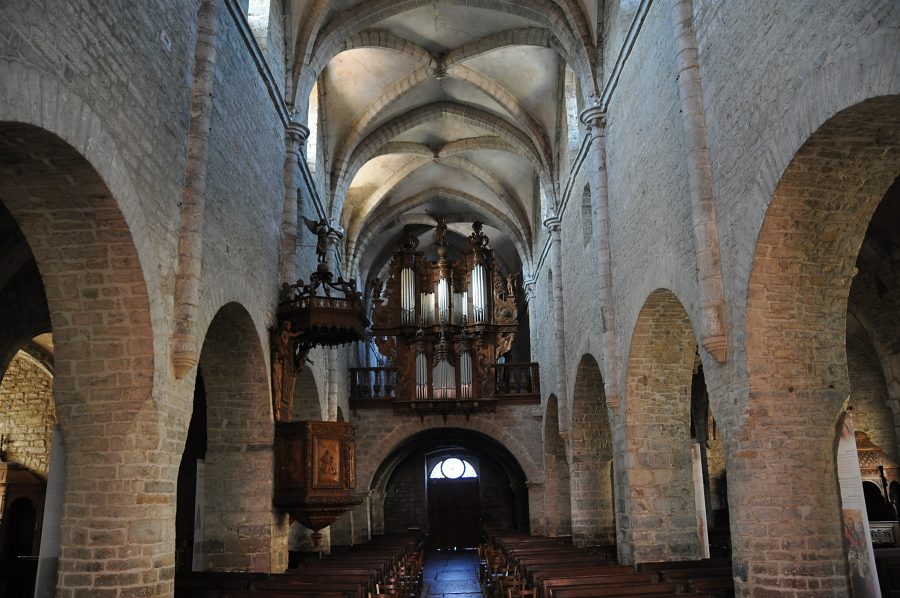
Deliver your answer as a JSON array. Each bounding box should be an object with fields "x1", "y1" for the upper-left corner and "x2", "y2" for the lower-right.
[
  {"x1": 837, "y1": 412, "x2": 881, "y2": 597},
  {"x1": 314, "y1": 437, "x2": 341, "y2": 487}
]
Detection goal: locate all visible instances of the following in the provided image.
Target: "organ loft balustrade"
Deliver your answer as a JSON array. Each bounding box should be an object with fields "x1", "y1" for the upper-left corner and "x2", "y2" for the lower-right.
[{"x1": 350, "y1": 220, "x2": 540, "y2": 417}]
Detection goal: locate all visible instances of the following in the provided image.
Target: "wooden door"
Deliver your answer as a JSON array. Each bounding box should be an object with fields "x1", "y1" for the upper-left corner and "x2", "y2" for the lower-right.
[{"x1": 427, "y1": 479, "x2": 480, "y2": 548}]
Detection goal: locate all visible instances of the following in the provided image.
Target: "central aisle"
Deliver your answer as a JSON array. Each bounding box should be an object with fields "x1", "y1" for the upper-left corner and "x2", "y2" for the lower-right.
[{"x1": 420, "y1": 549, "x2": 483, "y2": 598}]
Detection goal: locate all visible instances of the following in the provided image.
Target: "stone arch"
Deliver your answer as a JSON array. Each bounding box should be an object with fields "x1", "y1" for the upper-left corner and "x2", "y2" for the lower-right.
[
  {"x1": 570, "y1": 354, "x2": 615, "y2": 546},
  {"x1": 544, "y1": 394, "x2": 572, "y2": 538},
  {"x1": 349, "y1": 187, "x2": 530, "y2": 277},
  {"x1": 0, "y1": 345, "x2": 55, "y2": 476},
  {"x1": 0, "y1": 121, "x2": 164, "y2": 593},
  {"x1": 847, "y1": 318, "x2": 898, "y2": 461},
  {"x1": 621, "y1": 289, "x2": 702, "y2": 563},
  {"x1": 444, "y1": 27, "x2": 560, "y2": 66},
  {"x1": 739, "y1": 95, "x2": 900, "y2": 595},
  {"x1": 332, "y1": 65, "x2": 551, "y2": 188},
  {"x1": 359, "y1": 418, "x2": 540, "y2": 496},
  {"x1": 339, "y1": 30, "x2": 435, "y2": 66},
  {"x1": 343, "y1": 154, "x2": 532, "y2": 253},
  {"x1": 0, "y1": 63, "x2": 167, "y2": 385},
  {"x1": 196, "y1": 302, "x2": 286, "y2": 572},
  {"x1": 293, "y1": 0, "x2": 597, "y2": 111},
  {"x1": 334, "y1": 101, "x2": 546, "y2": 210},
  {"x1": 367, "y1": 427, "x2": 530, "y2": 539},
  {"x1": 294, "y1": 366, "x2": 324, "y2": 421}
]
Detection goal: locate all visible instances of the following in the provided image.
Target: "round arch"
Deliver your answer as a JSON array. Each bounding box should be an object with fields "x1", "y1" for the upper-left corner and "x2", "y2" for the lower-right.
[
  {"x1": 196, "y1": 301, "x2": 285, "y2": 572},
  {"x1": 543, "y1": 394, "x2": 571, "y2": 538},
  {"x1": 621, "y1": 288, "x2": 702, "y2": 564},
  {"x1": 738, "y1": 95, "x2": 900, "y2": 595},
  {"x1": 570, "y1": 354, "x2": 615, "y2": 547},
  {"x1": 368, "y1": 427, "x2": 530, "y2": 539}
]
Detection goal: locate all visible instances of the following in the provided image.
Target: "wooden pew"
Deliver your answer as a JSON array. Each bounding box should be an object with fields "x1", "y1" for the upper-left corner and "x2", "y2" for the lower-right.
[
  {"x1": 636, "y1": 558, "x2": 731, "y2": 573},
  {"x1": 174, "y1": 572, "x2": 269, "y2": 598},
  {"x1": 542, "y1": 573, "x2": 659, "y2": 596},
  {"x1": 549, "y1": 581, "x2": 686, "y2": 597}
]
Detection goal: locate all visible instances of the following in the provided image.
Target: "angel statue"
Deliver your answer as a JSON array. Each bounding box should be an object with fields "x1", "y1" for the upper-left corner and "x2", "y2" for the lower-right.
[{"x1": 302, "y1": 216, "x2": 344, "y2": 263}]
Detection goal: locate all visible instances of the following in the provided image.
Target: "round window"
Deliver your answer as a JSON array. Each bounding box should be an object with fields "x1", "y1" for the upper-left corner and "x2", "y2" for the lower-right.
[{"x1": 440, "y1": 457, "x2": 465, "y2": 479}]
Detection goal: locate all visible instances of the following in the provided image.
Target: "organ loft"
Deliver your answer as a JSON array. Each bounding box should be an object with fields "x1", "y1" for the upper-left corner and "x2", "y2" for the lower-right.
[{"x1": 0, "y1": 1, "x2": 897, "y2": 597}]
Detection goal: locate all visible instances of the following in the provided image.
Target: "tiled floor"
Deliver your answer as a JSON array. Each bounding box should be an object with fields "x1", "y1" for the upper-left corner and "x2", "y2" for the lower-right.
[{"x1": 420, "y1": 549, "x2": 483, "y2": 598}]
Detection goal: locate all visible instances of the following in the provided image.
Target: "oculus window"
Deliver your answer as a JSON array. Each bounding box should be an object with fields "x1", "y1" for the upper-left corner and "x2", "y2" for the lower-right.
[{"x1": 429, "y1": 458, "x2": 477, "y2": 480}]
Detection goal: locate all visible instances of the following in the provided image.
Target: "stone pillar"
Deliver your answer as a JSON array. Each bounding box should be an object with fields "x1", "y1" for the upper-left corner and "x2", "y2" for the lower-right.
[
  {"x1": 279, "y1": 121, "x2": 309, "y2": 283},
  {"x1": 526, "y1": 481, "x2": 546, "y2": 535},
  {"x1": 329, "y1": 511, "x2": 353, "y2": 547},
  {"x1": 579, "y1": 106, "x2": 621, "y2": 411},
  {"x1": 369, "y1": 490, "x2": 386, "y2": 535},
  {"x1": 544, "y1": 215, "x2": 569, "y2": 426},
  {"x1": 351, "y1": 497, "x2": 371, "y2": 544},
  {"x1": 670, "y1": 0, "x2": 727, "y2": 362},
  {"x1": 33, "y1": 425, "x2": 64, "y2": 598},
  {"x1": 56, "y1": 413, "x2": 175, "y2": 596},
  {"x1": 728, "y1": 401, "x2": 849, "y2": 596},
  {"x1": 172, "y1": 0, "x2": 222, "y2": 378}
]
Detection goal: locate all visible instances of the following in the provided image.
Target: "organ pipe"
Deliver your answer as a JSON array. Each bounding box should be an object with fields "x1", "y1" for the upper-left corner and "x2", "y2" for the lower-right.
[
  {"x1": 472, "y1": 264, "x2": 486, "y2": 323},
  {"x1": 401, "y1": 267, "x2": 415, "y2": 325},
  {"x1": 437, "y1": 278, "x2": 450, "y2": 323}
]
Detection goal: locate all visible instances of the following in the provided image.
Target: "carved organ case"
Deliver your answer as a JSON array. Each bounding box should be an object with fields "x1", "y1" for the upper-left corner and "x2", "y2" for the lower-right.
[{"x1": 370, "y1": 222, "x2": 519, "y2": 402}]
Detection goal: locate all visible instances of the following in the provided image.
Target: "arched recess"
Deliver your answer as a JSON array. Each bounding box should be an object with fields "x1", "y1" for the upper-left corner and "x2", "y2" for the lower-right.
[
  {"x1": 294, "y1": 366, "x2": 324, "y2": 421},
  {"x1": 741, "y1": 96, "x2": 900, "y2": 596},
  {"x1": 195, "y1": 302, "x2": 286, "y2": 572},
  {"x1": 847, "y1": 320, "x2": 898, "y2": 462},
  {"x1": 621, "y1": 289, "x2": 705, "y2": 563},
  {"x1": 370, "y1": 428, "x2": 529, "y2": 544},
  {"x1": 570, "y1": 354, "x2": 615, "y2": 547},
  {"x1": 0, "y1": 122, "x2": 163, "y2": 593},
  {"x1": 544, "y1": 394, "x2": 572, "y2": 538}
]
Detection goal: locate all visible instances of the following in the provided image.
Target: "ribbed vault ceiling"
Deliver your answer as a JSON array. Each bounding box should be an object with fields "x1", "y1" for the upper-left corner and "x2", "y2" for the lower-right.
[{"x1": 287, "y1": 0, "x2": 600, "y2": 283}]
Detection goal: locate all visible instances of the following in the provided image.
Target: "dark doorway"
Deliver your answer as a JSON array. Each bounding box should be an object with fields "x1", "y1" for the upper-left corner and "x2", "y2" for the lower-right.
[{"x1": 427, "y1": 461, "x2": 480, "y2": 549}]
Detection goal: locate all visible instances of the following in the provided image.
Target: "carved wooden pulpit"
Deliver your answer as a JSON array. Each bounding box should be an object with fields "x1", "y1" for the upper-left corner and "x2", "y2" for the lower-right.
[{"x1": 273, "y1": 420, "x2": 360, "y2": 543}]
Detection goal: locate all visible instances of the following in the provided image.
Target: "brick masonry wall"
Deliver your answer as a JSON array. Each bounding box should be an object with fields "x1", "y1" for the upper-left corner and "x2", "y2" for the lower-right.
[
  {"x1": 0, "y1": 351, "x2": 55, "y2": 476},
  {"x1": 570, "y1": 355, "x2": 615, "y2": 546},
  {"x1": 848, "y1": 334, "x2": 898, "y2": 461}
]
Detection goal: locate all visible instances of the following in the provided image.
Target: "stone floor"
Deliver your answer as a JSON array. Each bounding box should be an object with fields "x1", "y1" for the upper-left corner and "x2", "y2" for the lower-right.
[{"x1": 420, "y1": 549, "x2": 483, "y2": 598}]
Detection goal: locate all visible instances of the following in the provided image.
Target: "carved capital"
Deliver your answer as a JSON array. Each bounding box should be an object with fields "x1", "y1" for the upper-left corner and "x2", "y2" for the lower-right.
[
  {"x1": 542, "y1": 214, "x2": 562, "y2": 234},
  {"x1": 172, "y1": 349, "x2": 198, "y2": 379},
  {"x1": 286, "y1": 121, "x2": 310, "y2": 149},
  {"x1": 580, "y1": 105, "x2": 606, "y2": 139}
]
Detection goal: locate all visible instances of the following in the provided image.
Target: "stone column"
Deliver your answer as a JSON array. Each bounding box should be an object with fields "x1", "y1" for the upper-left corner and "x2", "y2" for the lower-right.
[
  {"x1": 670, "y1": 0, "x2": 727, "y2": 362},
  {"x1": 351, "y1": 497, "x2": 371, "y2": 544},
  {"x1": 526, "y1": 481, "x2": 546, "y2": 535},
  {"x1": 369, "y1": 490, "x2": 386, "y2": 535},
  {"x1": 172, "y1": 0, "x2": 222, "y2": 378},
  {"x1": 579, "y1": 106, "x2": 621, "y2": 411},
  {"x1": 279, "y1": 122, "x2": 309, "y2": 283},
  {"x1": 33, "y1": 425, "x2": 64, "y2": 598},
  {"x1": 727, "y1": 400, "x2": 849, "y2": 596},
  {"x1": 544, "y1": 215, "x2": 569, "y2": 426},
  {"x1": 329, "y1": 512, "x2": 353, "y2": 547}
]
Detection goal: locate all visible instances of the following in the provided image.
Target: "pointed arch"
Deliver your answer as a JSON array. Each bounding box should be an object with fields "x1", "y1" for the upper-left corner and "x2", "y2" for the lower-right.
[
  {"x1": 331, "y1": 66, "x2": 552, "y2": 187},
  {"x1": 621, "y1": 289, "x2": 702, "y2": 563},
  {"x1": 349, "y1": 187, "x2": 531, "y2": 276},
  {"x1": 293, "y1": 0, "x2": 597, "y2": 110},
  {"x1": 333, "y1": 101, "x2": 546, "y2": 211}
]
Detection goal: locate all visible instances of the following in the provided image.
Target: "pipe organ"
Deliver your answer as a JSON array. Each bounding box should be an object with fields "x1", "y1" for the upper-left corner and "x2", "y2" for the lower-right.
[{"x1": 368, "y1": 222, "x2": 522, "y2": 409}]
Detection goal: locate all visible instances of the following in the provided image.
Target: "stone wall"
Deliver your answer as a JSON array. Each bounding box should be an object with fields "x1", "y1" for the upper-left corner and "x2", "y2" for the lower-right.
[{"x1": 0, "y1": 351, "x2": 55, "y2": 476}]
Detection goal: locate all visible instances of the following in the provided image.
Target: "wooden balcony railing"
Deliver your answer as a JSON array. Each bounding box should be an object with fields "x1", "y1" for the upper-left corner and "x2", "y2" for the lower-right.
[
  {"x1": 349, "y1": 366, "x2": 398, "y2": 400},
  {"x1": 485, "y1": 362, "x2": 540, "y2": 400},
  {"x1": 348, "y1": 362, "x2": 540, "y2": 411}
]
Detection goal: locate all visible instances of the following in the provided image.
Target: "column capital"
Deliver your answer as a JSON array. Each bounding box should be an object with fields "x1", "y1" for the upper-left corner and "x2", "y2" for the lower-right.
[
  {"x1": 286, "y1": 120, "x2": 310, "y2": 145},
  {"x1": 543, "y1": 214, "x2": 562, "y2": 233},
  {"x1": 580, "y1": 104, "x2": 606, "y2": 130}
]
